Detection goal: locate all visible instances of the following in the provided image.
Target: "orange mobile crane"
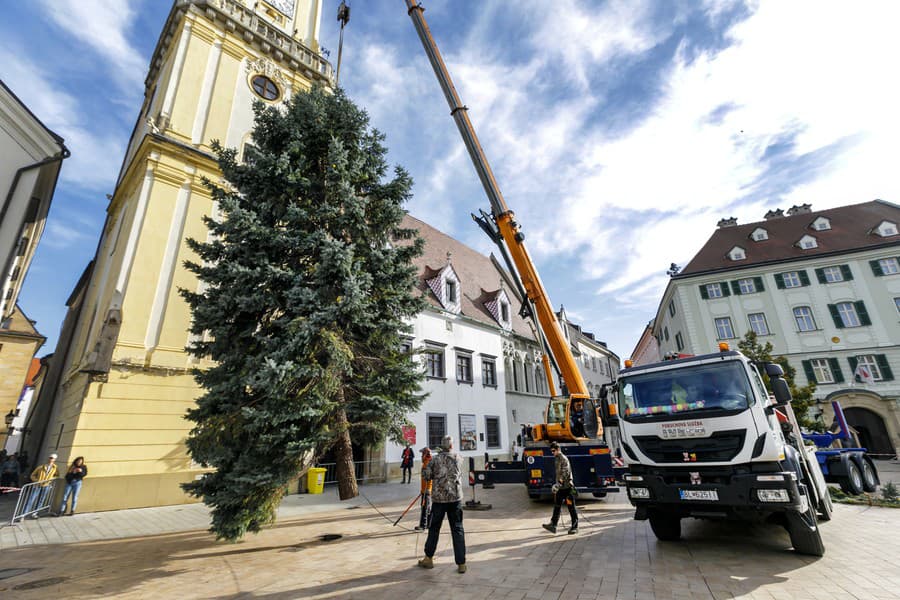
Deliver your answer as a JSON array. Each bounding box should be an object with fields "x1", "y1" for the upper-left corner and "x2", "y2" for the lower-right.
[{"x1": 405, "y1": 1, "x2": 619, "y2": 498}]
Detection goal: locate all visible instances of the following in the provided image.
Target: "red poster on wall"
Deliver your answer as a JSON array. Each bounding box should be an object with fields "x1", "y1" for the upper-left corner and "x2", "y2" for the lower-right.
[{"x1": 402, "y1": 425, "x2": 416, "y2": 445}]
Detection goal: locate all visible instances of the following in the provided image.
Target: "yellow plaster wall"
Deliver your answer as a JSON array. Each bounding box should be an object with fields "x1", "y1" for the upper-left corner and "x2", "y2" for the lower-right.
[{"x1": 42, "y1": 1, "x2": 329, "y2": 512}]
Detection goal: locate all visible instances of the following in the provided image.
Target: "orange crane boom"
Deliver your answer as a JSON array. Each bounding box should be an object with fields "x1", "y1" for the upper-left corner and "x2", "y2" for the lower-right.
[{"x1": 405, "y1": 0, "x2": 600, "y2": 441}]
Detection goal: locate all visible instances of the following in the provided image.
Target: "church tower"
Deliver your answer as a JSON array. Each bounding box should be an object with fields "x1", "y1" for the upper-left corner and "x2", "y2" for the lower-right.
[{"x1": 32, "y1": 0, "x2": 332, "y2": 511}]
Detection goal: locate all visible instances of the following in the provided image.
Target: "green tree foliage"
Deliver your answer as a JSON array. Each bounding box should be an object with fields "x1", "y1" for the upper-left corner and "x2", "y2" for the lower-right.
[
  {"x1": 180, "y1": 87, "x2": 427, "y2": 541},
  {"x1": 738, "y1": 331, "x2": 819, "y2": 430}
]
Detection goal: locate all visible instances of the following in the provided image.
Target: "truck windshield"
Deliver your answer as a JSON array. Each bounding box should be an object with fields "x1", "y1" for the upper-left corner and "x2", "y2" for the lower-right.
[{"x1": 618, "y1": 360, "x2": 753, "y2": 419}]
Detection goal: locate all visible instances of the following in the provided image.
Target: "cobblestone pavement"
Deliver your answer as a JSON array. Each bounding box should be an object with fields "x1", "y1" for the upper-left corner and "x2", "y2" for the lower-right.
[{"x1": 1, "y1": 483, "x2": 898, "y2": 599}]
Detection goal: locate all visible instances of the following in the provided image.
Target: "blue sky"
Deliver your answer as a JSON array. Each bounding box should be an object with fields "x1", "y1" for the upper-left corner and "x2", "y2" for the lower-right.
[{"x1": 3, "y1": 1, "x2": 900, "y2": 361}]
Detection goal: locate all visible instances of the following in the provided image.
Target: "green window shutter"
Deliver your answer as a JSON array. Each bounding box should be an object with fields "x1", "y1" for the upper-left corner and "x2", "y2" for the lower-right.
[
  {"x1": 840, "y1": 264, "x2": 853, "y2": 281},
  {"x1": 730, "y1": 280, "x2": 742, "y2": 295},
  {"x1": 828, "y1": 358, "x2": 844, "y2": 383},
  {"x1": 802, "y1": 360, "x2": 816, "y2": 384},
  {"x1": 848, "y1": 356, "x2": 859, "y2": 381},
  {"x1": 775, "y1": 273, "x2": 785, "y2": 289},
  {"x1": 871, "y1": 259, "x2": 885, "y2": 276},
  {"x1": 798, "y1": 270, "x2": 811, "y2": 286},
  {"x1": 814, "y1": 268, "x2": 827, "y2": 284},
  {"x1": 753, "y1": 276, "x2": 764, "y2": 292},
  {"x1": 699, "y1": 285, "x2": 709, "y2": 300},
  {"x1": 721, "y1": 282, "x2": 731, "y2": 297},
  {"x1": 828, "y1": 304, "x2": 844, "y2": 328},
  {"x1": 855, "y1": 301, "x2": 871, "y2": 326},
  {"x1": 876, "y1": 354, "x2": 894, "y2": 381}
]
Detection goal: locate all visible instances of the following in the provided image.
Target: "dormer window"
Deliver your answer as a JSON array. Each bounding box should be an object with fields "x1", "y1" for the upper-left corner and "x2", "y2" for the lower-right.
[
  {"x1": 727, "y1": 246, "x2": 746, "y2": 261},
  {"x1": 485, "y1": 289, "x2": 512, "y2": 330},
  {"x1": 751, "y1": 227, "x2": 768, "y2": 241},
  {"x1": 811, "y1": 216, "x2": 831, "y2": 231},
  {"x1": 500, "y1": 301, "x2": 509, "y2": 323},
  {"x1": 445, "y1": 280, "x2": 457, "y2": 303},
  {"x1": 874, "y1": 220, "x2": 898, "y2": 237},
  {"x1": 798, "y1": 235, "x2": 818, "y2": 249}
]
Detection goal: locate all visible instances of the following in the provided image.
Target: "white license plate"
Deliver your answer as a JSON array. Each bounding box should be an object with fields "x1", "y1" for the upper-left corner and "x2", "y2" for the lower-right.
[{"x1": 679, "y1": 489, "x2": 718, "y2": 501}]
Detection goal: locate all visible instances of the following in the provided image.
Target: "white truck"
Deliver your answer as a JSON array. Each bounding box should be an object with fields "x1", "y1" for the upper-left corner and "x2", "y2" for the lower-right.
[{"x1": 602, "y1": 345, "x2": 831, "y2": 555}]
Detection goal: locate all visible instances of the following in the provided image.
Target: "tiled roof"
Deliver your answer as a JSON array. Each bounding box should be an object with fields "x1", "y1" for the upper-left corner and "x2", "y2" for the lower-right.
[
  {"x1": 402, "y1": 214, "x2": 535, "y2": 340},
  {"x1": 679, "y1": 200, "x2": 900, "y2": 276}
]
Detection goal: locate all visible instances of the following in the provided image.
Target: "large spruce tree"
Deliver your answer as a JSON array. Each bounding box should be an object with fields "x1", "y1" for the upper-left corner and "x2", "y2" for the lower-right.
[{"x1": 181, "y1": 87, "x2": 426, "y2": 541}]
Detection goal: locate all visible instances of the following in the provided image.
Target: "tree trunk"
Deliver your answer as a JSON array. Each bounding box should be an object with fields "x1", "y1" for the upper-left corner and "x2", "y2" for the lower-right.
[{"x1": 334, "y1": 400, "x2": 359, "y2": 500}]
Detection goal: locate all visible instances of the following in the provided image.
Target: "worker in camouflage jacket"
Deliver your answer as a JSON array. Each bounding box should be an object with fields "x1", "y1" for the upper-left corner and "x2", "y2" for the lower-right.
[
  {"x1": 417, "y1": 435, "x2": 467, "y2": 573},
  {"x1": 543, "y1": 441, "x2": 578, "y2": 534}
]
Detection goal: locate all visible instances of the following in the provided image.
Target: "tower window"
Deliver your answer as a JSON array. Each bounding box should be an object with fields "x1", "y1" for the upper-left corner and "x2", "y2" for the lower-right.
[{"x1": 251, "y1": 75, "x2": 280, "y2": 101}]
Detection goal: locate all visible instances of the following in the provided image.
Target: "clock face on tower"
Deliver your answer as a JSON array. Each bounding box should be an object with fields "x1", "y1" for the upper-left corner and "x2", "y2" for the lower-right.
[{"x1": 266, "y1": 0, "x2": 295, "y2": 18}]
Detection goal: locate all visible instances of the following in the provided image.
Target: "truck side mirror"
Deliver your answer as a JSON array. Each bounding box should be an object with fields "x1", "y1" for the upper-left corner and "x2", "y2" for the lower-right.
[
  {"x1": 764, "y1": 363, "x2": 785, "y2": 378},
  {"x1": 771, "y1": 377, "x2": 792, "y2": 406},
  {"x1": 599, "y1": 399, "x2": 619, "y2": 426},
  {"x1": 598, "y1": 384, "x2": 608, "y2": 400}
]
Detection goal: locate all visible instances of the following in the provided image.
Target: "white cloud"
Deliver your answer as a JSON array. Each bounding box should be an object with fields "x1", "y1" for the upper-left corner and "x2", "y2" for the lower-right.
[
  {"x1": 0, "y1": 44, "x2": 125, "y2": 191},
  {"x1": 35, "y1": 0, "x2": 146, "y2": 93}
]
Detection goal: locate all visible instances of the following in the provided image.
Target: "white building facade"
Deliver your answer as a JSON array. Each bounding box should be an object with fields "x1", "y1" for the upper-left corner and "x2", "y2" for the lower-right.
[{"x1": 651, "y1": 201, "x2": 900, "y2": 459}]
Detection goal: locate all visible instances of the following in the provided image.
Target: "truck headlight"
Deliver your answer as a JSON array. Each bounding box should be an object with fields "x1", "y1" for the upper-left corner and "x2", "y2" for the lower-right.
[
  {"x1": 628, "y1": 487, "x2": 650, "y2": 499},
  {"x1": 756, "y1": 489, "x2": 790, "y2": 502}
]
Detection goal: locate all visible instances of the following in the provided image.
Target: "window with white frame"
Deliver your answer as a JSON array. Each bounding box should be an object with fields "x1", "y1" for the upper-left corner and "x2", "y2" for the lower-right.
[
  {"x1": 425, "y1": 344, "x2": 445, "y2": 378},
  {"x1": 751, "y1": 227, "x2": 768, "y2": 241},
  {"x1": 878, "y1": 257, "x2": 900, "y2": 275},
  {"x1": 728, "y1": 246, "x2": 746, "y2": 260},
  {"x1": 714, "y1": 317, "x2": 734, "y2": 339},
  {"x1": 456, "y1": 352, "x2": 473, "y2": 383},
  {"x1": 812, "y1": 217, "x2": 831, "y2": 231},
  {"x1": 675, "y1": 332, "x2": 684, "y2": 351},
  {"x1": 798, "y1": 235, "x2": 818, "y2": 249},
  {"x1": 835, "y1": 302, "x2": 861, "y2": 327},
  {"x1": 895, "y1": 297, "x2": 900, "y2": 315},
  {"x1": 534, "y1": 366, "x2": 544, "y2": 395},
  {"x1": 875, "y1": 220, "x2": 898, "y2": 237},
  {"x1": 810, "y1": 358, "x2": 835, "y2": 383},
  {"x1": 748, "y1": 313, "x2": 769, "y2": 336},
  {"x1": 857, "y1": 355, "x2": 883, "y2": 381},
  {"x1": 738, "y1": 278, "x2": 757, "y2": 294},
  {"x1": 793, "y1": 306, "x2": 817, "y2": 332},
  {"x1": 706, "y1": 283, "x2": 724, "y2": 298},
  {"x1": 482, "y1": 357, "x2": 497, "y2": 386},
  {"x1": 782, "y1": 271, "x2": 803, "y2": 288},
  {"x1": 500, "y1": 301, "x2": 510, "y2": 323},
  {"x1": 821, "y1": 266, "x2": 844, "y2": 282},
  {"x1": 668, "y1": 300, "x2": 676, "y2": 316}
]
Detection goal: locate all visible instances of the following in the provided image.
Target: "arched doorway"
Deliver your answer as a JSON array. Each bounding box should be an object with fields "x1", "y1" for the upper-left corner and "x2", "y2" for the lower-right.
[{"x1": 844, "y1": 407, "x2": 894, "y2": 459}]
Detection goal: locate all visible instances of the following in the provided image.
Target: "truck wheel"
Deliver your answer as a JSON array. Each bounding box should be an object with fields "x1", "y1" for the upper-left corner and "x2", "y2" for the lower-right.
[
  {"x1": 648, "y1": 511, "x2": 681, "y2": 541},
  {"x1": 785, "y1": 505, "x2": 825, "y2": 556},
  {"x1": 817, "y1": 487, "x2": 833, "y2": 522},
  {"x1": 839, "y1": 461, "x2": 864, "y2": 495},
  {"x1": 860, "y1": 458, "x2": 878, "y2": 493}
]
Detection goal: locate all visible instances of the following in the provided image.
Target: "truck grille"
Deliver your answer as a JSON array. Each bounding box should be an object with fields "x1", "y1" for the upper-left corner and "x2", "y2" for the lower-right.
[{"x1": 632, "y1": 429, "x2": 746, "y2": 463}]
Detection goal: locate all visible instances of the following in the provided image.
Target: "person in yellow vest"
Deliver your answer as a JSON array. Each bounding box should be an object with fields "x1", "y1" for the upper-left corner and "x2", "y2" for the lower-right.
[
  {"x1": 414, "y1": 447, "x2": 433, "y2": 531},
  {"x1": 24, "y1": 452, "x2": 59, "y2": 519}
]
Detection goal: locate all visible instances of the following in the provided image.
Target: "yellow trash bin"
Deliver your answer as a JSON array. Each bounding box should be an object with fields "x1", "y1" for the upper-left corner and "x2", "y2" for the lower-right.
[{"x1": 307, "y1": 467, "x2": 327, "y2": 494}]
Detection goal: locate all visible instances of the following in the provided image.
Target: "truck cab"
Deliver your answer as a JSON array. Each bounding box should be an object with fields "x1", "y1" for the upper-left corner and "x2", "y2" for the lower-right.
[{"x1": 611, "y1": 347, "x2": 829, "y2": 555}]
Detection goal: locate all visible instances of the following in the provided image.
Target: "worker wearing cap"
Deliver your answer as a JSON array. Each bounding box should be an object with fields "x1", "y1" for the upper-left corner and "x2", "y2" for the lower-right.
[
  {"x1": 24, "y1": 453, "x2": 59, "y2": 519},
  {"x1": 543, "y1": 442, "x2": 578, "y2": 534},
  {"x1": 417, "y1": 435, "x2": 466, "y2": 573}
]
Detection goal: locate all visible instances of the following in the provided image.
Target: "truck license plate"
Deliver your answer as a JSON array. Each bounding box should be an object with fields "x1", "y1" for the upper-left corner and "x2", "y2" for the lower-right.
[{"x1": 679, "y1": 489, "x2": 718, "y2": 501}]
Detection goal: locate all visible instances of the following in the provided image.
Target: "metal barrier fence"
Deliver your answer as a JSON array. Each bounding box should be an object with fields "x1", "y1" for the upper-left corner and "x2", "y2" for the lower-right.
[
  {"x1": 9, "y1": 478, "x2": 64, "y2": 525},
  {"x1": 315, "y1": 460, "x2": 387, "y2": 486}
]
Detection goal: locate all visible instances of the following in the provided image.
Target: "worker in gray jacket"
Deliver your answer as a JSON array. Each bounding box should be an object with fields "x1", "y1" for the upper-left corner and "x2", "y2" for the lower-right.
[
  {"x1": 417, "y1": 435, "x2": 466, "y2": 573},
  {"x1": 542, "y1": 441, "x2": 578, "y2": 534}
]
